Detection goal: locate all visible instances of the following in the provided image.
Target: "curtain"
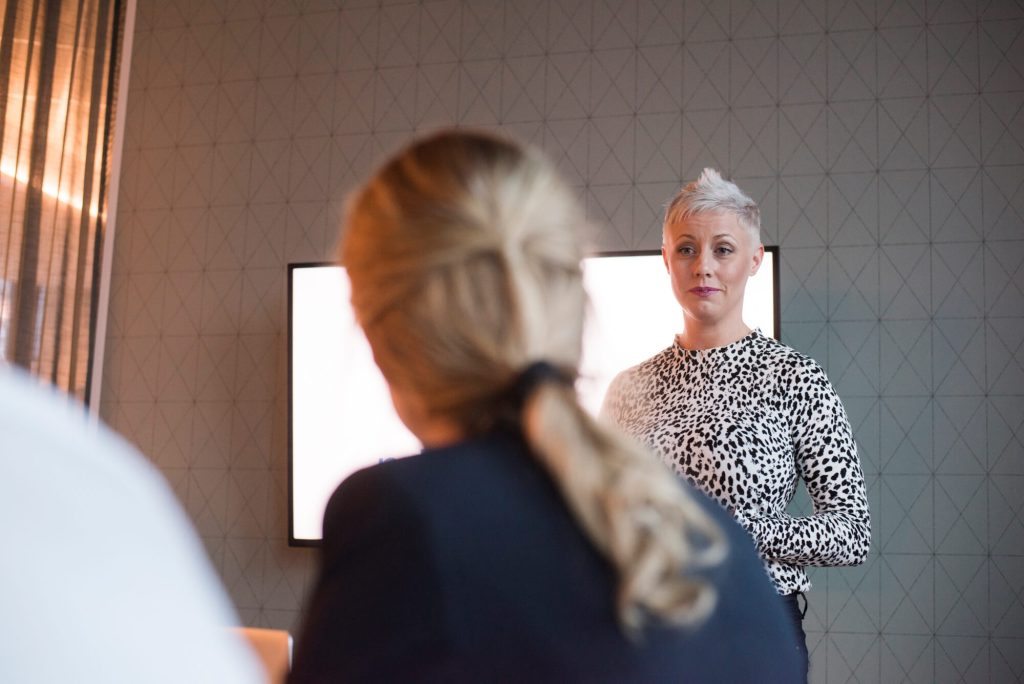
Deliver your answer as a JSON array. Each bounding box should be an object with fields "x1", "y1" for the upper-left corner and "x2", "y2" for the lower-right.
[{"x1": 0, "y1": 0, "x2": 124, "y2": 401}]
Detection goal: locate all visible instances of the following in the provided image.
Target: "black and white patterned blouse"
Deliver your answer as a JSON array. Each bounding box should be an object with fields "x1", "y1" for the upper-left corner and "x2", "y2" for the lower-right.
[{"x1": 601, "y1": 329, "x2": 871, "y2": 595}]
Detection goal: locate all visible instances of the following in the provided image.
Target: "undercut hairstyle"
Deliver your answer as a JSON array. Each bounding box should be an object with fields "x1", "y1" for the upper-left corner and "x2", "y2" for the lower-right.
[
  {"x1": 340, "y1": 130, "x2": 727, "y2": 636},
  {"x1": 664, "y1": 168, "x2": 761, "y2": 245}
]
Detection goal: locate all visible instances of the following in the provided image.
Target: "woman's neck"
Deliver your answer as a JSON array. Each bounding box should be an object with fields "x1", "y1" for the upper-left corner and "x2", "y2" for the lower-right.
[
  {"x1": 390, "y1": 388, "x2": 467, "y2": 449},
  {"x1": 677, "y1": 318, "x2": 751, "y2": 351},
  {"x1": 415, "y1": 419, "x2": 467, "y2": 449}
]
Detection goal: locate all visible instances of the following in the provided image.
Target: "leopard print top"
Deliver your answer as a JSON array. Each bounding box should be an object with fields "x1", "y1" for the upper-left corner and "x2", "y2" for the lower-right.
[{"x1": 601, "y1": 329, "x2": 871, "y2": 595}]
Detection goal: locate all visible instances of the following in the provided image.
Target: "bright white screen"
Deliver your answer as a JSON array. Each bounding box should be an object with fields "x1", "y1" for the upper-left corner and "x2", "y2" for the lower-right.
[
  {"x1": 578, "y1": 250, "x2": 775, "y2": 414},
  {"x1": 290, "y1": 250, "x2": 776, "y2": 542},
  {"x1": 290, "y1": 267, "x2": 420, "y2": 542}
]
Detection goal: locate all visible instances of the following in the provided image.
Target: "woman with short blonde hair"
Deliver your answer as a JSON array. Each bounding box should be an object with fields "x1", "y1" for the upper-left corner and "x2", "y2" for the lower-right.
[{"x1": 603, "y1": 168, "x2": 872, "y2": 681}]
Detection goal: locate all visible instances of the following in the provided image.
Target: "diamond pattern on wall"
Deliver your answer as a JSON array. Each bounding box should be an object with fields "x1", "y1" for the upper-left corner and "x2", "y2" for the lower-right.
[
  {"x1": 934, "y1": 318, "x2": 987, "y2": 395},
  {"x1": 987, "y1": 317, "x2": 1024, "y2": 395},
  {"x1": 822, "y1": 633, "x2": 882, "y2": 683},
  {"x1": 880, "y1": 554, "x2": 933, "y2": 633},
  {"x1": 980, "y1": 20, "x2": 1024, "y2": 92},
  {"x1": 881, "y1": 633, "x2": 934, "y2": 683},
  {"x1": 732, "y1": 0, "x2": 779, "y2": 38},
  {"x1": 459, "y1": 60, "x2": 503, "y2": 126},
  {"x1": 779, "y1": 104, "x2": 827, "y2": 175},
  {"x1": 935, "y1": 555, "x2": 988, "y2": 635},
  {"x1": 635, "y1": 113, "x2": 682, "y2": 183},
  {"x1": 731, "y1": 107, "x2": 778, "y2": 176},
  {"x1": 589, "y1": 50, "x2": 633, "y2": 117},
  {"x1": 684, "y1": 0, "x2": 728, "y2": 41},
  {"x1": 929, "y1": 94, "x2": 981, "y2": 167},
  {"x1": 828, "y1": 101, "x2": 877, "y2": 173},
  {"x1": 195, "y1": 337, "x2": 237, "y2": 402},
  {"x1": 683, "y1": 40, "x2": 728, "y2": 109},
  {"x1": 636, "y1": 0, "x2": 683, "y2": 45},
  {"x1": 549, "y1": 0, "x2": 592, "y2": 52},
  {"x1": 681, "y1": 108, "x2": 729, "y2": 177},
  {"x1": 781, "y1": 247, "x2": 828, "y2": 320},
  {"x1": 934, "y1": 397, "x2": 986, "y2": 475},
  {"x1": 828, "y1": 31, "x2": 876, "y2": 102},
  {"x1": 218, "y1": 20, "x2": 261, "y2": 81},
  {"x1": 878, "y1": 395, "x2": 932, "y2": 473},
  {"x1": 545, "y1": 52, "x2": 590, "y2": 120},
  {"x1": 989, "y1": 397, "x2": 1024, "y2": 474},
  {"x1": 828, "y1": 247, "x2": 879, "y2": 320},
  {"x1": 982, "y1": 165, "x2": 1024, "y2": 239},
  {"x1": 460, "y1": 1, "x2": 499, "y2": 60},
  {"x1": 878, "y1": 97, "x2": 929, "y2": 170},
  {"x1": 880, "y1": 247, "x2": 930, "y2": 320},
  {"x1": 779, "y1": 33, "x2": 828, "y2": 104},
  {"x1": 932, "y1": 242, "x2": 985, "y2": 318},
  {"x1": 879, "y1": 474, "x2": 933, "y2": 553},
  {"x1": 730, "y1": 38, "x2": 776, "y2": 108},
  {"x1": 990, "y1": 477, "x2": 1024, "y2": 560},
  {"x1": 879, "y1": 170, "x2": 929, "y2": 244},
  {"x1": 928, "y1": 23, "x2": 979, "y2": 95},
  {"x1": 101, "y1": 2, "x2": 1024, "y2": 676},
  {"x1": 990, "y1": 554, "x2": 1024, "y2": 635},
  {"x1": 828, "y1": 320, "x2": 880, "y2": 396},
  {"x1": 878, "y1": 27, "x2": 928, "y2": 98}
]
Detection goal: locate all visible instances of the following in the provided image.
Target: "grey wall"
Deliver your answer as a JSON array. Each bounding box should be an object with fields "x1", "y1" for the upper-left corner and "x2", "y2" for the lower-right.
[{"x1": 101, "y1": 1, "x2": 1024, "y2": 681}]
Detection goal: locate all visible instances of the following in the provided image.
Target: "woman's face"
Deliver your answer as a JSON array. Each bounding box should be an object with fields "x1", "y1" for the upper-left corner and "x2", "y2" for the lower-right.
[{"x1": 661, "y1": 211, "x2": 763, "y2": 334}]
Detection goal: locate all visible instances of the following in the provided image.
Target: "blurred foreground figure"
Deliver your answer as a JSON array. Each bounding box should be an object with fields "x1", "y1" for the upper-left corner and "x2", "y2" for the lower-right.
[
  {"x1": 287, "y1": 131, "x2": 802, "y2": 684},
  {"x1": 0, "y1": 366, "x2": 262, "y2": 684}
]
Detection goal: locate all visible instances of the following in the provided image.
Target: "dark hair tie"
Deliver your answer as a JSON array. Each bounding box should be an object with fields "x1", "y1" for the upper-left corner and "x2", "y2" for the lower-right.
[{"x1": 513, "y1": 361, "x2": 574, "y2": 403}]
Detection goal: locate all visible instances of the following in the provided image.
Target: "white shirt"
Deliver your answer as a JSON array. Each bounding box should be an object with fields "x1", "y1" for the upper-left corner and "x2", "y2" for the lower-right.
[
  {"x1": 0, "y1": 366, "x2": 262, "y2": 684},
  {"x1": 601, "y1": 330, "x2": 871, "y2": 595}
]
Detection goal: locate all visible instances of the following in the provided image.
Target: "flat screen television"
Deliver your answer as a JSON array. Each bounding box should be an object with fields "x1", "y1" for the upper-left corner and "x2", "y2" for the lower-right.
[{"x1": 289, "y1": 247, "x2": 779, "y2": 545}]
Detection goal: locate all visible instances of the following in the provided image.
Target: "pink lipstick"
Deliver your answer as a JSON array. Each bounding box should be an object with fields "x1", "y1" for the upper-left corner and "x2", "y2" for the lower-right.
[{"x1": 689, "y1": 287, "x2": 719, "y2": 297}]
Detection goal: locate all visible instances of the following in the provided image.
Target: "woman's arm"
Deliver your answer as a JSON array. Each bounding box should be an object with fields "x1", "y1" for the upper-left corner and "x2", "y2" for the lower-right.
[
  {"x1": 737, "y1": 361, "x2": 871, "y2": 567},
  {"x1": 599, "y1": 370, "x2": 630, "y2": 426}
]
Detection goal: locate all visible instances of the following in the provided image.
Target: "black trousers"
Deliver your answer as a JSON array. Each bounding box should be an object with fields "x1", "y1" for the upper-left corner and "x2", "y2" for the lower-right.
[{"x1": 782, "y1": 592, "x2": 809, "y2": 683}]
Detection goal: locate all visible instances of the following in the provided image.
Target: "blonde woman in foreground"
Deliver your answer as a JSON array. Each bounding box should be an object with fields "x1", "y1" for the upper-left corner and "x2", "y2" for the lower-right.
[{"x1": 287, "y1": 131, "x2": 802, "y2": 684}]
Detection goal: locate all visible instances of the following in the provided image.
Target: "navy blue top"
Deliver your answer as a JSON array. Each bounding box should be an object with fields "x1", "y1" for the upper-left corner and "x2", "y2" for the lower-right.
[{"x1": 289, "y1": 431, "x2": 803, "y2": 683}]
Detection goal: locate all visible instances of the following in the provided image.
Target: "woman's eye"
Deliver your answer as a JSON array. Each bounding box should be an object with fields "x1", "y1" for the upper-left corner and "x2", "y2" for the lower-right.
[
  {"x1": 715, "y1": 245, "x2": 734, "y2": 255},
  {"x1": 677, "y1": 246, "x2": 695, "y2": 255}
]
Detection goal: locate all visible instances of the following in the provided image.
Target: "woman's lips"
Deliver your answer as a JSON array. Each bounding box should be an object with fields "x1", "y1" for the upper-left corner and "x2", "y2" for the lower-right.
[{"x1": 689, "y1": 287, "x2": 720, "y2": 297}]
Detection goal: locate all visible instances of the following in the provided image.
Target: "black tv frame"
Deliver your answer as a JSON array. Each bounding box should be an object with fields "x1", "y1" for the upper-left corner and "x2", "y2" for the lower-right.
[{"x1": 287, "y1": 246, "x2": 780, "y2": 547}]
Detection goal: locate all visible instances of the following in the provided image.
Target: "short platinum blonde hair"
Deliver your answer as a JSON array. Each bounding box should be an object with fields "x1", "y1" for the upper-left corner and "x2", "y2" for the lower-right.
[
  {"x1": 664, "y1": 168, "x2": 761, "y2": 244},
  {"x1": 340, "y1": 130, "x2": 725, "y2": 636}
]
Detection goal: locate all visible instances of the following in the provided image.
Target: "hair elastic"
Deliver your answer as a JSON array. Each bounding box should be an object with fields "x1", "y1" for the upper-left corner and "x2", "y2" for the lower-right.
[{"x1": 513, "y1": 361, "x2": 574, "y2": 403}]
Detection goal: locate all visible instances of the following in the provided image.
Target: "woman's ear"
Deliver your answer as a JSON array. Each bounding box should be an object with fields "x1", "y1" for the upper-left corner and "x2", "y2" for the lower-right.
[{"x1": 750, "y1": 243, "x2": 764, "y2": 276}]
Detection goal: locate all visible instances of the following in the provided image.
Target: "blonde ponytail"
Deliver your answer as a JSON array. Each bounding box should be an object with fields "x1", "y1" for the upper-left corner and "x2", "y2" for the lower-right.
[
  {"x1": 522, "y1": 381, "x2": 726, "y2": 633},
  {"x1": 342, "y1": 130, "x2": 728, "y2": 635}
]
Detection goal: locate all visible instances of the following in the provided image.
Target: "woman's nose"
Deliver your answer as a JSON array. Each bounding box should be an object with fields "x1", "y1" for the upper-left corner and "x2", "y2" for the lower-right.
[{"x1": 693, "y1": 252, "x2": 712, "y2": 277}]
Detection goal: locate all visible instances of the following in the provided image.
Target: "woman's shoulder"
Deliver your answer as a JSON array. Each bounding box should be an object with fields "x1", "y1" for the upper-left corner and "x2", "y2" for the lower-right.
[
  {"x1": 601, "y1": 346, "x2": 679, "y2": 417},
  {"x1": 626, "y1": 344, "x2": 678, "y2": 374},
  {"x1": 607, "y1": 345, "x2": 678, "y2": 389},
  {"x1": 326, "y1": 433, "x2": 532, "y2": 514},
  {"x1": 750, "y1": 331, "x2": 826, "y2": 377},
  {"x1": 321, "y1": 460, "x2": 411, "y2": 539}
]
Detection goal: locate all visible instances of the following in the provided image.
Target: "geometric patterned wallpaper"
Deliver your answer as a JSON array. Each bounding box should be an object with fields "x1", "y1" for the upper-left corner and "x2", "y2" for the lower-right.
[{"x1": 100, "y1": 1, "x2": 1024, "y2": 682}]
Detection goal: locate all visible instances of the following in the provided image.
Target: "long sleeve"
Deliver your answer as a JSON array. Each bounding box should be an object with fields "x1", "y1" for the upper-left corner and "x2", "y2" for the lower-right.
[
  {"x1": 737, "y1": 361, "x2": 871, "y2": 567},
  {"x1": 599, "y1": 371, "x2": 628, "y2": 425},
  {"x1": 597, "y1": 332, "x2": 871, "y2": 594}
]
